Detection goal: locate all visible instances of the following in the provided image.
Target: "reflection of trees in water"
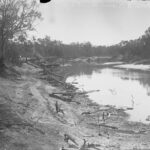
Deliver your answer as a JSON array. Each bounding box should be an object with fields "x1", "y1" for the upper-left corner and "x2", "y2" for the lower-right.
[
  {"x1": 67, "y1": 63, "x2": 102, "y2": 77},
  {"x1": 126, "y1": 71, "x2": 150, "y2": 96},
  {"x1": 110, "y1": 68, "x2": 150, "y2": 96},
  {"x1": 139, "y1": 78, "x2": 150, "y2": 96},
  {"x1": 111, "y1": 69, "x2": 144, "y2": 80}
]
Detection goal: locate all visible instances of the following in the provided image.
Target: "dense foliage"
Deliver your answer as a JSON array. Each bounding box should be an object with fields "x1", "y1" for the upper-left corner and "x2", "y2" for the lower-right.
[{"x1": 0, "y1": 0, "x2": 41, "y2": 65}]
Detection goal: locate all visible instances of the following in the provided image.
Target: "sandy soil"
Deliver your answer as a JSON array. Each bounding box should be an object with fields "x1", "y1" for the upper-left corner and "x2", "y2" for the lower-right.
[
  {"x1": 115, "y1": 64, "x2": 150, "y2": 71},
  {"x1": 0, "y1": 62, "x2": 150, "y2": 150}
]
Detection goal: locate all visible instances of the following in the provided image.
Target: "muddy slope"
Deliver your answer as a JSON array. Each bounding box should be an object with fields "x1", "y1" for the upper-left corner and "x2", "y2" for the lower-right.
[{"x1": 0, "y1": 62, "x2": 150, "y2": 150}]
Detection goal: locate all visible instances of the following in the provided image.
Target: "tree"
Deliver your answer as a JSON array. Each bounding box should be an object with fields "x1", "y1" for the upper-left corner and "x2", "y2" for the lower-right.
[{"x1": 0, "y1": 0, "x2": 41, "y2": 67}]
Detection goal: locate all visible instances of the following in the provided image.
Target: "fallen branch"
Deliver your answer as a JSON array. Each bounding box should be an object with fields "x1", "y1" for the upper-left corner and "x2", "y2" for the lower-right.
[
  {"x1": 99, "y1": 123, "x2": 118, "y2": 130},
  {"x1": 81, "y1": 111, "x2": 91, "y2": 115},
  {"x1": 117, "y1": 129, "x2": 146, "y2": 135},
  {"x1": 89, "y1": 123, "x2": 118, "y2": 130},
  {"x1": 49, "y1": 93, "x2": 72, "y2": 102},
  {"x1": 64, "y1": 133, "x2": 78, "y2": 146},
  {"x1": 51, "y1": 90, "x2": 100, "y2": 96}
]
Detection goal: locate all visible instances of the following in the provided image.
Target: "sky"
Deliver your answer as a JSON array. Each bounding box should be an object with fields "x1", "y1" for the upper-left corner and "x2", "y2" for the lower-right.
[{"x1": 32, "y1": 0, "x2": 150, "y2": 46}]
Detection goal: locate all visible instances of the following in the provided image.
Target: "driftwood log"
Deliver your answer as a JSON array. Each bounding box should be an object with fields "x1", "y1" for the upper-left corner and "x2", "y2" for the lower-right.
[
  {"x1": 51, "y1": 90, "x2": 100, "y2": 96},
  {"x1": 64, "y1": 133, "x2": 78, "y2": 146},
  {"x1": 99, "y1": 123, "x2": 118, "y2": 130},
  {"x1": 89, "y1": 123, "x2": 118, "y2": 130},
  {"x1": 49, "y1": 93, "x2": 72, "y2": 102}
]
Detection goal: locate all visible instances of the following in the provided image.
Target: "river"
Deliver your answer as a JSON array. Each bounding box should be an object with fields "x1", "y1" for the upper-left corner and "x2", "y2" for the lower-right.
[{"x1": 66, "y1": 63, "x2": 150, "y2": 123}]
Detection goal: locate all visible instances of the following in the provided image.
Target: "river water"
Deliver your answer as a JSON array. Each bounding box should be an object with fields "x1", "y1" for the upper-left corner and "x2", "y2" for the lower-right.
[{"x1": 66, "y1": 63, "x2": 150, "y2": 123}]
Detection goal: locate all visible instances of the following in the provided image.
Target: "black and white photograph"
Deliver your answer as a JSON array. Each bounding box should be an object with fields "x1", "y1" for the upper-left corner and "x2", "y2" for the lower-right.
[{"x1": 1, "y1": 0, "x2": 150, "y2": 149}]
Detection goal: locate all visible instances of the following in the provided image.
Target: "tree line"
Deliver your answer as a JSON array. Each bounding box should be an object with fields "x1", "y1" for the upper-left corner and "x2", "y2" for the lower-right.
[
  {"x1": 12, "y1": 27, "x2": 150, "y2": 61},
  {"x1": 12, "y1": 36, "x2": 109, "y2": 59}
]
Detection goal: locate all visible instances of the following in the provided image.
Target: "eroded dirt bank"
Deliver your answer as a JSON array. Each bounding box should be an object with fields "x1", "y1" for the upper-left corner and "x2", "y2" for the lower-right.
[{"x1": 0, "y1": 60, "x2": 150, "y2": 150}]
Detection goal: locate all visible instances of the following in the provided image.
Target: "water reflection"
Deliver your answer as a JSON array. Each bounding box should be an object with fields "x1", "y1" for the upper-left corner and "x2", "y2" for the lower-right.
[
  {"x1": 66, "y1": 63, "x2": 102, "y2": 76},
  {"x1": 66, "y1": 65, "x2": 150, "y2": 123}
]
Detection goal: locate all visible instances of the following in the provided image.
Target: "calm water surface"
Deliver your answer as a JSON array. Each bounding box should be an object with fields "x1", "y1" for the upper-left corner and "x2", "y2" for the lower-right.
[{"x1": 66, "y1": 64, "x2": 150, "y2": 123}]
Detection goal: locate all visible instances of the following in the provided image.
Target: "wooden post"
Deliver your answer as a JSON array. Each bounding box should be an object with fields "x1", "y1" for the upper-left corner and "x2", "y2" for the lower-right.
[{"x1": 98, "y1": 113, "x2": 101, "y2": 136}]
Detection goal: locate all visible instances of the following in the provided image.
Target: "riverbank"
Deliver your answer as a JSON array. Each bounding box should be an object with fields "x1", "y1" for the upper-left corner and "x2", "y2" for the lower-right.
[
  {"x1": 69, "y1": 56, "x2": 150, "y2": 72},
  {"x1": 0, "y1": 59, "x2": 150, "y2": 150}
]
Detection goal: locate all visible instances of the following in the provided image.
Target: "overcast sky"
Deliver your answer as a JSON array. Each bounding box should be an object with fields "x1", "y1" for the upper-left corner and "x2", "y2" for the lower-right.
[{"x1": 33, "y1": 0, "x2": 150, "y2": 46}]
